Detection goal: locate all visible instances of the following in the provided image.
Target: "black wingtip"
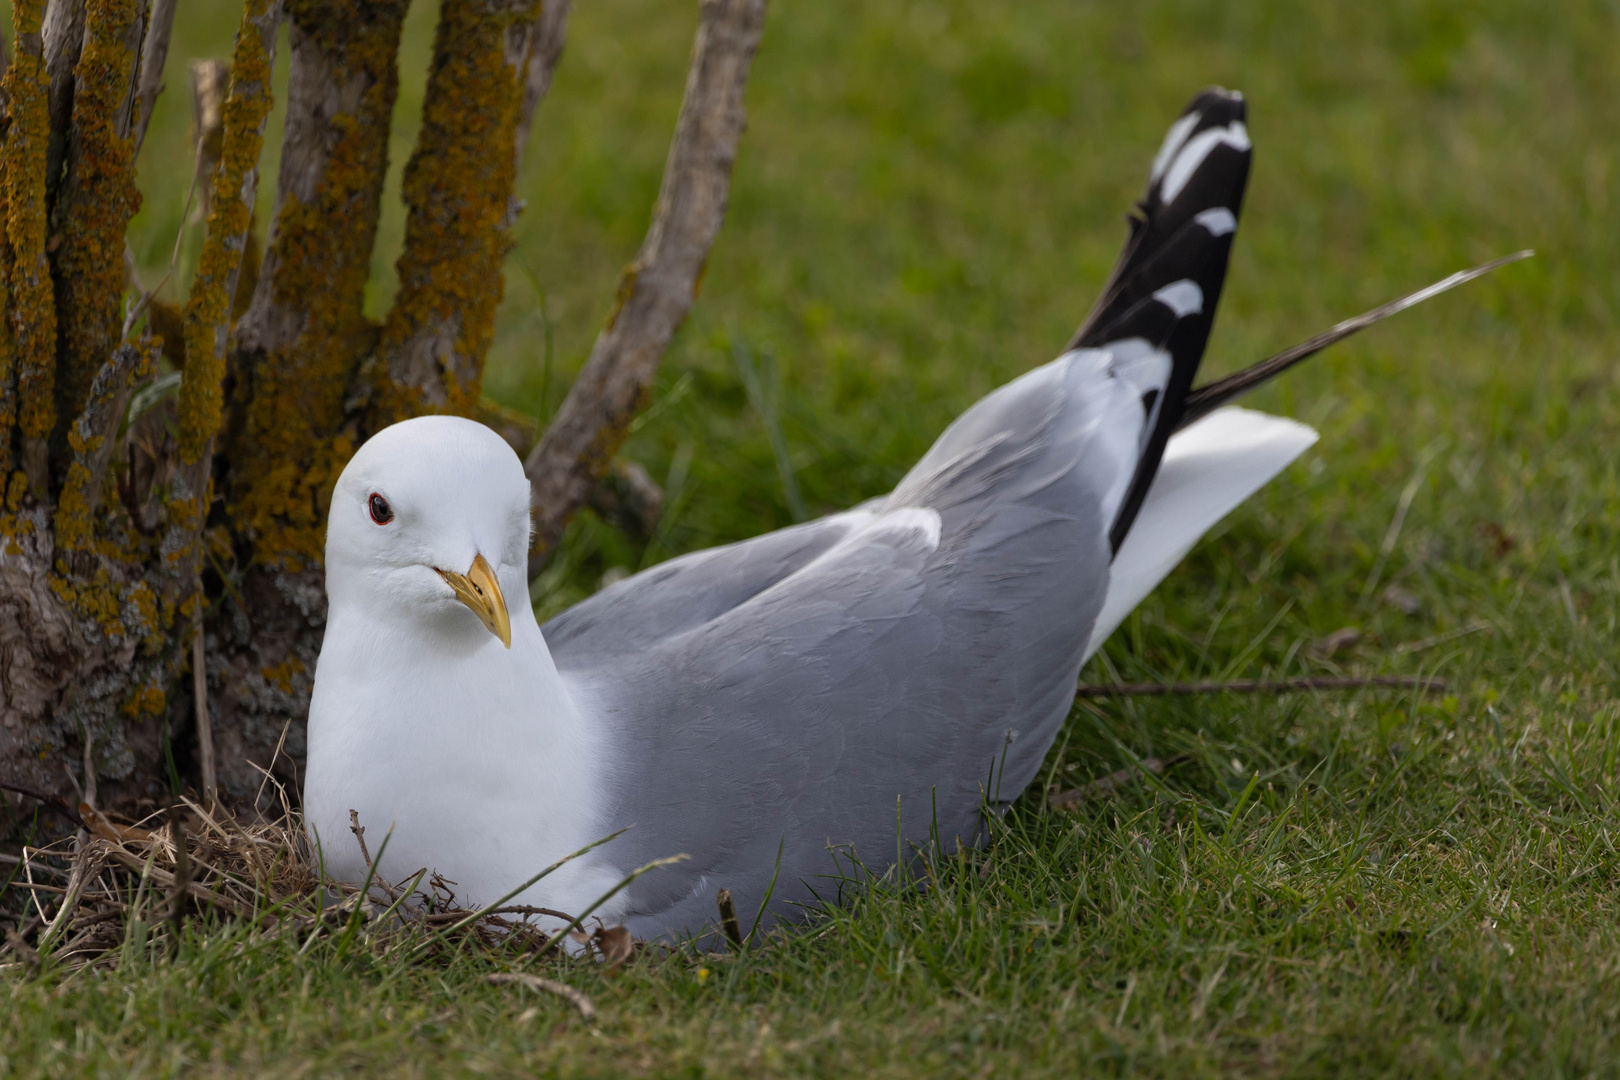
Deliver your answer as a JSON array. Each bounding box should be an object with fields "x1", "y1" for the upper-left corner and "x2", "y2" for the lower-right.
[
  {"x1": 1142, "y1": 88, "x2": 1248, "y2": 215},
  {"x1": 1073, "y1": 89, "x2": 1255, "y2": 553}
]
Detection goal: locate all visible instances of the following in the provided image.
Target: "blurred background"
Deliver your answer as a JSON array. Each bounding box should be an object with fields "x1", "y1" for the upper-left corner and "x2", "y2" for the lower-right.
[{"x1": 19, "y1": 1, "x2": 1618, "y2": 662}]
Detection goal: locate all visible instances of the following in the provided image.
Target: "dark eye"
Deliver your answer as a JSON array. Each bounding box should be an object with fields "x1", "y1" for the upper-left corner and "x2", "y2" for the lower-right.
[{"x1": 368, "y1": 493, "x2": 394, "y2": 525}]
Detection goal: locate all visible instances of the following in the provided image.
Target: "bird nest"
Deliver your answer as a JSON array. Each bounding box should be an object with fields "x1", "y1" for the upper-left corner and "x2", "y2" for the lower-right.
[{"x1": 0, "y1": 776, "x2": 641, "y2": 979}]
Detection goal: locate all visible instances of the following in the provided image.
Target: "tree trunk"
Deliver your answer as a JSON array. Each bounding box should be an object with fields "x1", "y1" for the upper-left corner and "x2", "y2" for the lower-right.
[{"x1": 0, "y1": 0, "x2": 766, "y2": 825}]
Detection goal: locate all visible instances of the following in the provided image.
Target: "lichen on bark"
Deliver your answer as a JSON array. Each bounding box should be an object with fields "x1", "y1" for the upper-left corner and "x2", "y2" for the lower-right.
[
  {"x1": 51, "y1": 0, "x2": 146, "y2": 470},
  {"x1": 178, "y1": 0, "x2": 276, "y2": 471},
  {"x1": 0, "y1": 186, "x2": 16, "y2": 477},
  {"x1": 226, "y1": 0, "x2": 411, "y2": 575},
  {"x1": 368, "y1": 0, "x2": 540, "y2": 428},
  {"x1": 4, "y1": 0, "x2": 60, "y2": 498}
]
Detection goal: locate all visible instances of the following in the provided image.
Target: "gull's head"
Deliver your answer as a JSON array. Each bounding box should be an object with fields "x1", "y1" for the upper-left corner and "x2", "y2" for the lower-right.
[{"x1": 326, "y1": 416, "x2": 531, "y2": 650}]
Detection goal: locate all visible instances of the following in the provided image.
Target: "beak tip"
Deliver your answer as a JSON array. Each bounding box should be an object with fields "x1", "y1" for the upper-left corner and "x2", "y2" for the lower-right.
[{"x1": 440, "y1": 554, "x2": 514, "y2": 649}]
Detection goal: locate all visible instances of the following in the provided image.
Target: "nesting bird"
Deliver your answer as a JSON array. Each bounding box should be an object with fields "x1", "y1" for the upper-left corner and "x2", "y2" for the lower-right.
[{"x1": 304, "y1": 90, "x2": 1508, "y2": 942}]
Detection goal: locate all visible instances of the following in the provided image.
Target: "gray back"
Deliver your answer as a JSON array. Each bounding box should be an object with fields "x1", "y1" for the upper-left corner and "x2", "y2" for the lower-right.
[{"x1": 545, "y1": 351, "x2": 1119, "y2": 943}]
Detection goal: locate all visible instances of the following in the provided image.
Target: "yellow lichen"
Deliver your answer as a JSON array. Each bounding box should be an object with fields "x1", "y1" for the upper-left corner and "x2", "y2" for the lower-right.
[
  {"x1": 0, "y1": 152, "x2": 14, "y2": 475},
  {"x1": 52, "y1": 0, "x2": 145, "y2": 451},
  {"x1": 369, "y1": 0, "x2": 539, "y2": 428},
  {"x1": 2, "y1": 1, "x2": 59, "y2": 482},
  {"x1": 126, "y1": 579, "x2": 164, "y2": 654},
  {"x1": 261, "y1": 656, "x2": 305, "y2": 694},
  {"x1": 52, "y1": 456, "x2": 99, "y2": 553},
  {"x1": 5, "y1": 470, "x2": 28, "y2": 511},
  {"x1": 177, "y1": 0, "x2": 275, "y2": 467},
  {"x1": 227, "y1": 0, "x2": 410, "y2": 574},
  {"x1": 120, "y1": 684, "x2": 165, "y2": 719},
  {"x1": 53, "y1": 339, "x2": 155, "y2": 556},
  {"x1": 49, "y1": 562, "x2": 125, "y2": 638}
]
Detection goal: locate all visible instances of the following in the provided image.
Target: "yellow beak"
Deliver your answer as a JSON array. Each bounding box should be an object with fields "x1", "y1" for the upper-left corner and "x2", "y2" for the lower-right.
[{"x1": 436, "y1": 553, "x2": 512, "y2": 648}]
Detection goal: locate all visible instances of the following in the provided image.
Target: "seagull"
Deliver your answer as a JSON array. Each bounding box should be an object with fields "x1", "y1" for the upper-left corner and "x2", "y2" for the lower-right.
[{"x1": 304, "y1": 90, "x2": 1519, "y2": 943}]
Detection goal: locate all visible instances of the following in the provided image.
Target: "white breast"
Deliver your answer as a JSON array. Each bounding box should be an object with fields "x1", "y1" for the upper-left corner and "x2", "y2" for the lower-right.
[{"x1": 304, "y1": 605, "x2": 624, "y2": 926}]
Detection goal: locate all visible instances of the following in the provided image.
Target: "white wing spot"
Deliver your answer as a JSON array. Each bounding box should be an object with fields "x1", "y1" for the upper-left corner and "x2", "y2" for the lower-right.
[
  {"x1": 1104, "y1": 338, "x2": 1174, "y2": 392},
  {"x1": 1152, "y1": 280, "x2": 1203, "y2": 318},
  {"x1": 865, "y1": 507, "x2": 943, "y2": 551},
  {"x1": 1161, "y1": 121, "x2": 1251, "y2": 204},
  {"x1": 1149, "y1": 111, "x2": 1202, "y2": 184},
  {"x1": 1194, "y1": 206, "x2": 1237, "y2": 237}
]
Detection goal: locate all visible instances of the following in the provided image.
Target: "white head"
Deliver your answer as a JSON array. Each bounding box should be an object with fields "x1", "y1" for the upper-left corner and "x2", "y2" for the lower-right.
[{"x1": 326, "y1": 415, "x2": 531, "y2": 653}]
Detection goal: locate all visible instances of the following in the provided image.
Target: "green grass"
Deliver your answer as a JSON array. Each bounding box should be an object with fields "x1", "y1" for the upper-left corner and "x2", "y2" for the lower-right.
[{"x1": 7, "y1": 0, "x2": 1620, "y2": 1074}]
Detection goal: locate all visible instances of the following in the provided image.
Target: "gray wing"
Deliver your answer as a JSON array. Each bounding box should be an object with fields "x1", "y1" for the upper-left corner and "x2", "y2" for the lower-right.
[
  {"x1": 550, "y1": 352, "x2": 1131, "y2": 944},
  {"x1": 548, "y1": 88, "x2": 1254, "y2": 941},
  {"x1": 543, "y1": 501, "x2": 883, "y2": 665}
]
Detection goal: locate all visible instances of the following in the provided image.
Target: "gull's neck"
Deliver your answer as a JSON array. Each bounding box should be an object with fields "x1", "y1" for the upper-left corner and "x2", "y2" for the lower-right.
[{"x1": 304, "y1": 595, "x2": 619, "y2": 914}]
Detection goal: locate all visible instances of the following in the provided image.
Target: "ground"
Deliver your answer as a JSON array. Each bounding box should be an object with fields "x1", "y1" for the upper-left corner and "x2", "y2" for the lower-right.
[{"x1": 5, "y1": 0, "x2": 1620, "y2": 1075}]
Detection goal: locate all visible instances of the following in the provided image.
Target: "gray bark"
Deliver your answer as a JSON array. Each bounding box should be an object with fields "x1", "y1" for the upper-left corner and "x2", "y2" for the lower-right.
[
  {"x1": 130, "y1": 0, "x2": 177, "y2": 152},
  {"x1": 42, "y1": 0, "x2": 86, "y2": 210}
]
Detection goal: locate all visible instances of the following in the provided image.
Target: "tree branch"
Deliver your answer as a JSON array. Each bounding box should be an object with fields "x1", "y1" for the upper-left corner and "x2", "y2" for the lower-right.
[
  {"x1": 4, "y1": 1, "x2": 59, "y2": 497},
  {"x1": 158, "y1": 4, "x2": 277, "y2": 805},
  {"x1": 129, "y1": 0, "x2": 177, "y2": 154},
  {"x1": 368, "y1": 0, "x2": 541, "y2": 425},
  {"x1": 227, "y1": 0, "x2": 409, "y2": 574},
  {"x1": 0, "y1": 43, "x2": 15, "y2": 475},
  {"x1": 524, "y1": 0, "x2": 767, "y2": 575},
  {"x1": 187, "y1": 60, "x2": 228, "y2": 220},
  {"x1": 176, "y1": 0, "x2": 276, "y2": 484},
  {"x1": 51, "y1": 0, "x2": 147, "y2": 466}
]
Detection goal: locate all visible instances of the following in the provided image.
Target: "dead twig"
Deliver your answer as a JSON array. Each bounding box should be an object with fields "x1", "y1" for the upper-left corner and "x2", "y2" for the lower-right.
[
  {"x1": 0, "y1": 853, "x2": 69, "y2": 880},
  {"x1": 1395, "y1": 620, "x2": 1491, "y2": 654},
  {"x1": 78, "y1": 802, "x2": 155, "y2": 845},
  {"x1": 347, "y1": 809, "x2": 373, "y2": 871},
  {"x1": 1075, "y1": 676, "x2": 1447, "y2": 697},
  {"x1": 0, "y1": 780, "x2": 85, "y2": 830},
  {"x1": 421, "y1": 905, "x2": 576, "y2": 924},
  {"x1": 166, "y1": 809, "x2": 193, "y2": 954},
  {"x1": 194, "y1": 628, "x2": 217, "y2": 805},
  {"x1": 99, "y1": 845, "x2": 256, "y2": 920},
  {"x1": 486, "y1": 972, "x2": 596, "y2": 1021},
  {"x1": 716, "y1": 887, "x2": 743, "y2": 948},
  {"x1": 526, "y1": 0, "x2": 768, "y2": 573},
  {"x1": 81, "y1": 726, "x2": 98, "y2": 810}
]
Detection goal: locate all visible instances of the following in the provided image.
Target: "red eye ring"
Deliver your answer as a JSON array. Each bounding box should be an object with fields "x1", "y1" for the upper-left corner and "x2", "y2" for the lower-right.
[{"x1": 368, "y1": 493, "x2": 394, "y2": 525}]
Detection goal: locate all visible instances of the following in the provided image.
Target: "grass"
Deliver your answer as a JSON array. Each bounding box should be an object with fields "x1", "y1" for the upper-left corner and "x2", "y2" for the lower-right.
[{"x1": 5, "y1": 0, "x2": 1620, "y2": 1074}]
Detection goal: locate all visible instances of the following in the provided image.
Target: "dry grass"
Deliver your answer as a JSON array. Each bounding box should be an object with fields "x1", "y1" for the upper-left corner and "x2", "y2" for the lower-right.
[{"x1": 0, "y1": 768, "x2": 651, "y2": 988}]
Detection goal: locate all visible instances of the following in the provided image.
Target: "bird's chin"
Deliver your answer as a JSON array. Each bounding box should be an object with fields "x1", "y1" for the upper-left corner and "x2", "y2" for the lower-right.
[{"x1": 416, "y1": 601, "x2": 517, "y2": 656}]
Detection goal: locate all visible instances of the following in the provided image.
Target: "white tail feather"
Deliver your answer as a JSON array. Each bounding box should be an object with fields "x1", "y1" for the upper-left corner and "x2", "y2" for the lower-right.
[{"x1": 1083, "y1": 407, "x2": 1318, "y2": 661}]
